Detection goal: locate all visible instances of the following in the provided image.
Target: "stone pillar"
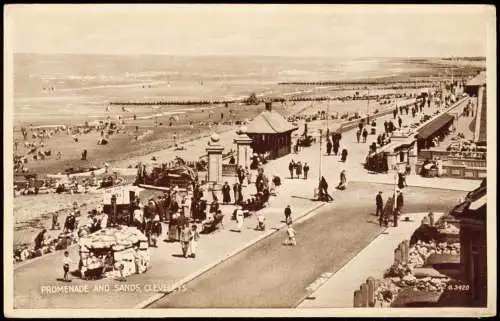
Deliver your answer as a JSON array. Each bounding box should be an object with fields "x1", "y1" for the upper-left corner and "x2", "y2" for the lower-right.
[
  {"x1": 408, "y1": 152, "x2": 417, "y2": 176},
  {"x1": 206, "y1": 133, "x2": 224, "y2": 184},
  {"x1": 234, "y1": 126, "x2": 253, "y2": 168}
]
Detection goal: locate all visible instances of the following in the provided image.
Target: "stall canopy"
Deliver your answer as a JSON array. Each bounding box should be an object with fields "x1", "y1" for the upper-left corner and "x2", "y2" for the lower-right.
[{"x1": 415, "y1": 113, "x2": 454, "y2": 140}]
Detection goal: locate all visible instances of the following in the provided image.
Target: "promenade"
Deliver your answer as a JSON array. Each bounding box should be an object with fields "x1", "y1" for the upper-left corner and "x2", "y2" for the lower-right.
[{"x1": 13, "y1": 95, "x2": 480, "y2": 309}]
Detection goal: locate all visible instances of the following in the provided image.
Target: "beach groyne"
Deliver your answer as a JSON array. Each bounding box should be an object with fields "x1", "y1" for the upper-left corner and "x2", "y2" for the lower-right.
[{"x1": 109, "y1": 93, "x2": 424, "y2": 107}]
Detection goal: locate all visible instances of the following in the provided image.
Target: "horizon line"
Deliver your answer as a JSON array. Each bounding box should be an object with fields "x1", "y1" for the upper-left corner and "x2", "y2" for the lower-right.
[{"x1": 12, "y1": 52, "x2": 487, "y2": 60}]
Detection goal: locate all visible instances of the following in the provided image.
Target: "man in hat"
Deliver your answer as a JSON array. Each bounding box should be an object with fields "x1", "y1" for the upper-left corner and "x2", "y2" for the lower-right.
[
  {"x1": 396, "y1": 190, "x2": 404, "y2": 216},
  {"x1": 288, "y1": 160, "x2": 295, "y2": 179},
  {"x1": 303, "y1": 162, "x2": 310, "y2": 180},
  {"x1": 222, "y1": 181, "x2": 231, "y2": 204},
  {"x1": 233, "y1": 182, "x2": 241, "y2": 205},
  {"x1": 376, "y1": 191, "x2": 384, "y2": 220},
  {"x1": 284, "y1": 205, "x2": 292, "y2": 225}
]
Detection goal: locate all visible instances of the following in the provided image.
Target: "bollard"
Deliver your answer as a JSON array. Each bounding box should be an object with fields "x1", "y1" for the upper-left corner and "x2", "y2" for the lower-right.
[
  {"x1": 360, "y1": 283, "x2": 369, "y2": 307},
  {"x1": 394, "y1": 247, "x2": 402, "y2": 265},
  {"x1": 402, "y1": 240, "x2": 410, "y2": 264},
  {"x1": 367, "y1": 277, "x2": 376, "y2": 307},
  {"x1": 353, "y1": 289, "x2": 362, "y2": 307}
]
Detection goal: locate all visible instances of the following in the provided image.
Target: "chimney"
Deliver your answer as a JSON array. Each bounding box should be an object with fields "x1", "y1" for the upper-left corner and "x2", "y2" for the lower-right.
[{"x1": 265, "y1": 101, "x2": 272, "y2": 111}]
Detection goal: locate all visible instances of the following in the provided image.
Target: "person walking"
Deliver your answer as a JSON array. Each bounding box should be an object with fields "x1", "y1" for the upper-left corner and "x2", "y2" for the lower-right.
[
  {"x1": 222, "y1": 182, "x2": 231, "y2": 204},
  {"x1": 303, "y1": 162, "x2": 310, "y2": 179},
  {"x1": 362, "y1": 128, "x2": 368, "y2": 143},
  {"x1": 233, "y1": 182, "x2": 241, "y2": 205},
  {"x1": 341, "y1": 148, "x2": 348, "y2": 162},
  {"x1": 284, "y1": 205, "x2": 292, "y2": 225},
  {"x1": 396, "y1": 190, "x2": 404, "y2": 216},
  {"x1": 289, "y1": 160, "x2": 295, "y2": 179},
  {"x1": 333, "y1": 140, "x2": 340, "y2": 156},
  {"x1": 398, "y1": 116, "x2": 403, "y2": 129},
  {"x1": 179, "y1": 224, "x2": 192, "y2": 258},
  {"x1": 235, "y1": 205, "x2": 244, "y2": 232},
  {"x1": 150, "y1": 215, "x2": 162, "y2": 247},
  {"x1": 375, "y1": 191, "x2": 384, "y2": 218},
  {"x1": 295, "y1": 161, "x2": 303, "y2": 179},
  {"x1": 356, "y1": 130, "x2": 361, "y2": 143},
  {"x1": 62, "y1": 251, "x2": 72, "y2": 282},
  {"x1": 285, "y1": 223, "x2": 297, "y2": 246},
  {"x1": 337, "y1": 170, "x2": 347, "y2": 190},
  {"x1": 326, "y1": 139, "x2": 332, "y2": 155},
  {"x1": 318, "y1": 176, "x2": 333, "y2": 202},
  {"x1": 189, "y1": 224, "x2": 200, "y2": 258}
]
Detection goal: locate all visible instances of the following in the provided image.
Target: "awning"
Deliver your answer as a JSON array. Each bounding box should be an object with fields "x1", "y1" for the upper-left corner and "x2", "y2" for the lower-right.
[
  {"x1": 415, "y1": 113, "x2": 454, "y2": 140},
  {"x1": 469, "y1": 194, "x2": 486, "y2": 211}
]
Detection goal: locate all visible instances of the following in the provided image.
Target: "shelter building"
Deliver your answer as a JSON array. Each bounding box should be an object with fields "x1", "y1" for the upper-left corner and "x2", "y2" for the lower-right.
[{"x1": 246, "y1": 102, "x2": 298, "y2": 159}]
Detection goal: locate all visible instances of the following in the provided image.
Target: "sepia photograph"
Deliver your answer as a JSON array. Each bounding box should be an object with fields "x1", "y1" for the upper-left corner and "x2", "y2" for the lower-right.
[{"x1": 3, "y1": 4, "x2": 496, "y2": 317}]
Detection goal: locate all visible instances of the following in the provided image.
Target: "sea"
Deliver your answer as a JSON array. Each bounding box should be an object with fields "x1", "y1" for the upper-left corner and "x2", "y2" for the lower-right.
[{"x1": 12, "y1": 54, "x2": 433, "y2": 127}]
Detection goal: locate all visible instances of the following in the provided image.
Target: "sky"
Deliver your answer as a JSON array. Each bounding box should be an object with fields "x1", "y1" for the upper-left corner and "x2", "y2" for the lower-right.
[{"x1": 5, "y1": 4, "x2": 495, "y2": 58}]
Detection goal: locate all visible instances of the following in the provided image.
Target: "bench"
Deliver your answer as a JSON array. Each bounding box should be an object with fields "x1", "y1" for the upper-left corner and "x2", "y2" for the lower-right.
[{"x1": 201, "y1": 214, "x2": 224, "y2": 234}]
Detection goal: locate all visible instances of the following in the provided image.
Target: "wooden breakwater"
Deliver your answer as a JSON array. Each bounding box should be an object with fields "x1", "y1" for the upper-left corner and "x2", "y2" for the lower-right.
[
  {"x1": 109, "y1": 93, "x2": 418, "y2": 107},
  {"x1": 278, "y1": 79, "x2": 440, "y2": 85}
]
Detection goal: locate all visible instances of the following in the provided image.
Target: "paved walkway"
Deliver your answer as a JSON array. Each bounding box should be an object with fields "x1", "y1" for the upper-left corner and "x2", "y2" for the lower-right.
[
  {"x1": 13, "y1": 95, "x2": 479, "y2": 309},
  {"x1": 298, "y1": 211, "x2": 446, "y2": 308}
]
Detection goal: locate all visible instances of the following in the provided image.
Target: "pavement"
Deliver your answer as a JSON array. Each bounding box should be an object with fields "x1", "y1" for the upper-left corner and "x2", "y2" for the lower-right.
[
  {"x1": 298, "y1": 211, "x2": 446, "y2": 308},
  {"x1": 12, "y1": 95, "x2": 480, "y2": 309},
  {"x1": 147, "y1": 183, "x2": 464, "y2": 308}
]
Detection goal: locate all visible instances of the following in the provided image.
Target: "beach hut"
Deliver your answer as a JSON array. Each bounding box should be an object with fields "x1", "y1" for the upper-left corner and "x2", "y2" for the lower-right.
[{"x1": 245, "y1": 102, "x2": 298, "y2": 160}]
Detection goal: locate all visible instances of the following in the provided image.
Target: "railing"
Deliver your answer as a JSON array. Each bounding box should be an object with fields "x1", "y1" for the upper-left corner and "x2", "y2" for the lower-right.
[
  {"x1": 418, "y1": 150, "x2": 486, "y2": 168},
  {"x1": 222, "y1": 164, "x2": 238, "y2": 177},
  {"x1": 415, "y1": 162, "x2": 486, "y2": 180}
]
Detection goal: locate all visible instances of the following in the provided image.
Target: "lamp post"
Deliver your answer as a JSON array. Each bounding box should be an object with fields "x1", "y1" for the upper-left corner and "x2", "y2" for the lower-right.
[
  {"x1": 318, "y1": 128, "x2": 323, "y2": 184},
  {"x1": 393, "y1": 171, "x2": 398, "y2": 227},
  {"x1": 366, "y1": 89, "x2": 370, "y2": 123}
]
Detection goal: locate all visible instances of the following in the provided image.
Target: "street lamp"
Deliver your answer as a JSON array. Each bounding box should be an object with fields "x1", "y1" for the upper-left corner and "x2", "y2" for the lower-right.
[
  {"x1": 318, "y1": 128, "x2": 323, "y2": 185},
  {"x1": 366, "y1": 88, "x2": 370, "y2": 123}
]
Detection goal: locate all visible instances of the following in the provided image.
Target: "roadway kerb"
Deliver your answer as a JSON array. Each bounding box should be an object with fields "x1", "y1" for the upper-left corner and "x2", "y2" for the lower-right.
[{"x1": 135, "y1": 201, "x2": 326, "y2": 309}]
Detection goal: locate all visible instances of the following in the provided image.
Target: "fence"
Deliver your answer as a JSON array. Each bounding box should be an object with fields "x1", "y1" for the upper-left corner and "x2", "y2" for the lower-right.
[
  {"x1": 418, "y1": 149, "x2": 486, "y2": 168},
  {"x1": 415, "y1": 162, "x2": 486, "y2": 180}
]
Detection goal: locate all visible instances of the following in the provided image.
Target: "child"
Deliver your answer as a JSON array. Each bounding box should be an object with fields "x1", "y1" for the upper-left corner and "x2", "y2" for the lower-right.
[
  {"x1": 256, "y1": 213, "x2": 265, "y2": 231},
  {"x1": 189, "y1": 224, "x2": 200, "y2": 258},
  {"x1": 285, "y1": 223, "x2": 297, "y2": 246},
  {"x1": 63, "y1": 251, "x2": 72, "y2": 282}
]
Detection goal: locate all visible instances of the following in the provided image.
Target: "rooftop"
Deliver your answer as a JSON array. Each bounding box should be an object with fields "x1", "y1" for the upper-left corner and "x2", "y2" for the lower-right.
[
  {"x1": 246, "y1": 109, "x2": 298, "y2": 134},
  {"x1": 466, "y1": 71, "x2": 486, "y2": 87}
]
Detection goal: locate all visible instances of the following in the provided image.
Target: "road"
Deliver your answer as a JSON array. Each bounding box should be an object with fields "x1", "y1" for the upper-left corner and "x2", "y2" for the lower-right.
[{"x1": 148, "y1": 182, "x2": 464, "y2": 308}]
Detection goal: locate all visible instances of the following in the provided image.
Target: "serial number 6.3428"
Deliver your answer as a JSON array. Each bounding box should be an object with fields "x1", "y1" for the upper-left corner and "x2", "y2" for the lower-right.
[{"x1": 447, "y1": 284, "x2": 470, "y2": 291}]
